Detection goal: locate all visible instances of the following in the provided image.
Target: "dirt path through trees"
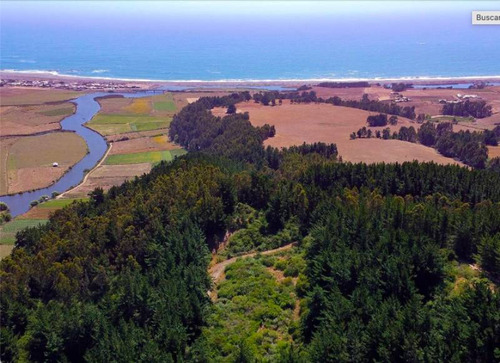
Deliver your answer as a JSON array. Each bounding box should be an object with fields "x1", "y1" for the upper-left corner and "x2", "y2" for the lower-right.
[{"x1": 209, "y1": 242, "x2": 297, "y2": 286}]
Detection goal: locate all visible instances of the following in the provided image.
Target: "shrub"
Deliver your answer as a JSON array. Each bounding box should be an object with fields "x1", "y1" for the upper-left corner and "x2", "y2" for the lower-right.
[
  {"x1": 274, "y1": 259, "x2": 287, "y2": 271},
  {"x1": 367, "y1": 113, "x2": 388, "y2": 127},
  {"x1": 284, "y1": 264, "x2": 299, "y2": 277}
]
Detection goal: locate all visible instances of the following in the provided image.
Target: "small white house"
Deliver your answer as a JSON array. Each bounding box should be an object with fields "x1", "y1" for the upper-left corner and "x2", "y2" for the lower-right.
[{"x1": 52, "y1": 162, "x2": 59, "y2": 167}]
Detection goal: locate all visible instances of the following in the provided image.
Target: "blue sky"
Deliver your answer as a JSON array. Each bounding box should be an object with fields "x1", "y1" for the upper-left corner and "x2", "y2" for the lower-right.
[{"x1": 1, "y1": 1, "x2": 498, "y2": 22}]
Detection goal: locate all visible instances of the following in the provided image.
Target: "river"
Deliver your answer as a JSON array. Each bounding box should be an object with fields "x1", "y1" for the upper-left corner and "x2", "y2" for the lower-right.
[
  {"x1": 0, "y1": 90, "x2": 162, "y2": 217},
  {"x1": 0, "y1": 85, "x2": 298, "y2": 217}
]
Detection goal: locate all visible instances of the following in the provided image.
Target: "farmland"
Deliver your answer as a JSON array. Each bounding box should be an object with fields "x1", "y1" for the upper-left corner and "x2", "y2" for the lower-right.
[
  {"x1": 0, "y1": 102, "x2": 76, "y2": 136},
  {"x1": 0, "y1": 88, "x2": 86, "y2": 195},
  {"x1": 62, "y1": 163, "x2": 153, "y2": 199},
  {"x1": 0, "y1": 132, "x2": 88, "y2": 194},
  {"x1": 152, "y1": 93, "x2": 177, "y2": 111},
  {"x1": 233, "y1": 100, "x2": 464, "y2": 165},
  {"x1": 65, "y1": 92, "x2": 187, "y2": 197},
  {"x1": 105, "y1": 149, "x2": 186, "y2": 165},
  {"x1": 18, "y1": 198, "x2": 88, "y2": 220},
  {"x1": 0, "y1": 87, "x2": 82, "y2": 106},
  {"x1": 86, "y1": 94, "x2": 179, "y2": 136},
  {"x1": 86, "y1": 114, "x2": 171, "y2": 135}
]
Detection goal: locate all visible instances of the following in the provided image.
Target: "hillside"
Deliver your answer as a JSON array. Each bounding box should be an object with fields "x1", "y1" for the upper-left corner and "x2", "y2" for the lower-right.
[{"x1": 1, "y1": 94, "x2": 499, "y2": 362}]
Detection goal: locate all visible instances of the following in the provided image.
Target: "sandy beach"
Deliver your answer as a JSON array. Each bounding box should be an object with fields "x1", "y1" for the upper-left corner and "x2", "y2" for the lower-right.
[{"x1": 2, "y1": 70, "x2": 500, "y2": 91}]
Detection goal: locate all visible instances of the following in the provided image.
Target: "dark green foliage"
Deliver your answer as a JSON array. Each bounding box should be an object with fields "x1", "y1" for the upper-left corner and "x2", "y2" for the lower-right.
[
  {"x1": 389, "y1": 115, "x2": 398, "y2": 125},
  {"x1": 477, "y1": 234, "x2": 500, "y2": 278},
  {"x1": 257, "y1": 124, "x2": 276, "y2": 140},
  {"x1": 442, "y1": 100, "x2": 493, "y2": 118},
  {"x1": 169, "y1": 94, "x2": 265, "y2": 164},
  {"x1": 367, "y1": 113, "x2": 388, "y2": 127},
  {"x1": 484, "y1": 129, "x2": 498, "y2": 146},
  {"x1": 0, "y1": 202, "x2": 11, "y2": 224},
  {"x1": 2, "y1": 94, "x2": 500, "y2": 361},
  {"x1": 302, "y1": 189, "x2": 500, "y2": 362},
  {"x1": 488, "y1": 157, "x2": 500, "y2": 172},
  {"x1": 391, "y1": 82, "x2": 413, "y2": 92},
  {"x1": 324, "y1": 94, "x2": 416, "y2": 119},
  {"x1": 297, "y1": 84, "x2": 313, "y2": 91},
  {"x1": 415, "y1": 121, "x2": 495, "y2": 169},
  {"x1": 396, "y1": 126, "x2": 417, "y2": 142},
  {"x1": 418, "y1": 121, "x2": 437, "y2": 146}
]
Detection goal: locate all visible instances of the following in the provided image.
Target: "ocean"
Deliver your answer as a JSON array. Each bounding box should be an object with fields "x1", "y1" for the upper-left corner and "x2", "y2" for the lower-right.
[{"x1": 1, "y1": 3, "x2": 499, "y2": 82}]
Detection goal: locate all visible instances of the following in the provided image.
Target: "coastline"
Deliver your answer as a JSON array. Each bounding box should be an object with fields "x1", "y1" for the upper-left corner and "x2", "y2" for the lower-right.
[{"x1": 2, "y1": 70, "x2": 500, "y2": 88}]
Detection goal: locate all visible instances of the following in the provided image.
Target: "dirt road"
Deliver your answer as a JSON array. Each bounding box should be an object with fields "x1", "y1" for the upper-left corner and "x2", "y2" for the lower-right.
[{"x1": 209, "y1": 242, "x2": 297, "y2": 284}]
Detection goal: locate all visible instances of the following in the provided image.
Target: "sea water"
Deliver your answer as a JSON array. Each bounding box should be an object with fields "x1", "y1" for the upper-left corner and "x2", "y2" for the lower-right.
[{"x1": 1, "y1": 3, "x2": 499, "y2": 82}]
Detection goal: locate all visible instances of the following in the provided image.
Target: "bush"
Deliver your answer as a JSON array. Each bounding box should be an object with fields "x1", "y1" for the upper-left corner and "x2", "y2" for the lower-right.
[
  {"x1": 367, "y1": 114, "x2": 388, "y2": 127},
  {"x1": 284, "y1": 264, "x2": 299, "y2": 277},
  {"x1": 1, "y1": 212, "x2": 11, "y2": 223},
  {"x1": 274, "y1": 259, "x2": 287, "y2": 271},
  {"x1": 30, "y1": 200, "x2": 39, "y2": 207}
]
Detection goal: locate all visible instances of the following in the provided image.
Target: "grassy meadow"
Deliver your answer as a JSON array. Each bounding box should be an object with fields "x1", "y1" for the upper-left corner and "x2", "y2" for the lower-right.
[
  {"x1": 0, "y1": 219, "x2": 48, "y2": 244},
  {"x1": 105, "y1": 149, "x2": 186, "y2": 165},
  {"x1": 152, "y1": 93, "x2": 176, "y2": 111},
  {"x1": 87, "y1": 114, "x2": 171, "y2": 135},
  {"x1": 86, "y1": 94, "x2": 178, "y2": 135}
]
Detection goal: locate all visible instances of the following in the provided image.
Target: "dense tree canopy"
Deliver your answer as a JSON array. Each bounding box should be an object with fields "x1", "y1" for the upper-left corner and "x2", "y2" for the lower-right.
[
  {"x1": 2, "y1": 94, "x2": 499, "y2": 362},
  {"x1": 442, "y1": 100, "x2": 493, "y2": 119}
]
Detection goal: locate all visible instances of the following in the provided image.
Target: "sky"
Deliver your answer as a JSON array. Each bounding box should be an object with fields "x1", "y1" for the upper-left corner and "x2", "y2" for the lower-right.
[{"x1": 1, "y1": 1, "x2": 498, "y2": 23}]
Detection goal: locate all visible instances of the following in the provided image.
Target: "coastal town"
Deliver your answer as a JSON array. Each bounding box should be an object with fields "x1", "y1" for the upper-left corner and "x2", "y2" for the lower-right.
[{"x1": 0, "y1": 77, "x2": 143, "y2": 91}]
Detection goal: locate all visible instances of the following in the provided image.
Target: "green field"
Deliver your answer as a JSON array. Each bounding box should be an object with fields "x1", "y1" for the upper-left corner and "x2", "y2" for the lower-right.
[
  {"x1": 153, "y1": 93, "x2": 176, "y2": 112},
  {"x1": 0, "y1": 219, "x2": 48, "y2": 245},
  {"x1": 87, "y1": 114, "x2": 171, "y2": 135},
  {"x1": 105, "y1": 149, "x2": 187, "y2": 165}
]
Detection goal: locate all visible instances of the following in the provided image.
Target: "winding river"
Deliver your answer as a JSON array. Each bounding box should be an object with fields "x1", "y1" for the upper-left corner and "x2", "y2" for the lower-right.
[
  {"x1": 1, "y1": 85, "x2": 296, "y2": 217},
  {"x1": 0, "y1": 90, "x2": 162, "y2": 217}
]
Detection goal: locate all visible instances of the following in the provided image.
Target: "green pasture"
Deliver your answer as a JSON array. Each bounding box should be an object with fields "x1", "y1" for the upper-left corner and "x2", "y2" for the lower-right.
[
  {"x1": 0, "y1": 219, "x2": 48, "y2": 245},
  {"x1": 152, "y1": 93, "x2": 176, "y2": 112},
  {"x1": 105, "y1": 149, "x2": 186, "y2": 165},
  {"x1": 86, "y1": 114, "x2": 171, "y2": 135}
]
